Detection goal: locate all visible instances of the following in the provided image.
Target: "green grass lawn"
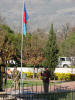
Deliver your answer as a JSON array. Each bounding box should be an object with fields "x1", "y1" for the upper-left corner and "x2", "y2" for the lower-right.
[
  {"x1": 3, "y1": 79, "x2": 43, "y2": 88},
  {"x1": 3, "y1": 79, "x2": 60, "y2": 88}
]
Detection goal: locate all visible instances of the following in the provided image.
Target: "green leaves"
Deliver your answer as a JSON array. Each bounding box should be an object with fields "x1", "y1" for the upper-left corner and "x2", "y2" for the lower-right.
[
  {"x1": 0, "y1": 24, "x2": 21, "y2": 66},
  {"x1": 61, "y1": 32, "x2": 75, "y2": 56},
  {"x1": 45, "y1": 24, "x2": 59, "y2": 71}
]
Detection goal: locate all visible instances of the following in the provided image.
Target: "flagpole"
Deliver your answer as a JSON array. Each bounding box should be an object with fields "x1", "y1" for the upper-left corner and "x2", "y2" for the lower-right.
[
  {"x1": 20, "y1": 0, "x2": 29, "y2": 93},
  {"x1": 21, "y1": 0, "x2": 24, "y2": 93}
]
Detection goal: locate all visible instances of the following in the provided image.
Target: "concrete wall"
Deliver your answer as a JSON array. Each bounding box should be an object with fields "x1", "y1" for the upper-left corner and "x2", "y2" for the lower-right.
[
  {"x1": 54, "y1": 68, "x2": 75, "y2": 74},
  {"x1": 8, "y1": 67, "x2": 44, "y2": 73},
  {"x1": 8, "y1": 67, "x2": 75, "y2": 74}
]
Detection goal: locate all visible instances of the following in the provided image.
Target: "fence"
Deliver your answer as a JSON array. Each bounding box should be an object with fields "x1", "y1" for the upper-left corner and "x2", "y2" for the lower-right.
[
  {"x1": 36, "y1": 91, "x2": 75, "y2": 100},
  {"x1": 17, "y1": 90, "x2": 75, "y2": 100},
  {"x1": 0, "y1": 90, "x2": 75, "y2": 100},
  {"x1": 1, "y1": 80, "x2": 75, "y2": 100},
  {"x1": 17, "y1": 81, "x2": 75, "y2": 100}
]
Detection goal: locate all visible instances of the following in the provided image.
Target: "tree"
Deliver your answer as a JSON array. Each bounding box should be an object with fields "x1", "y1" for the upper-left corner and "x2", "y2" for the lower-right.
[
  {"x1": 57, "y1": 23, "x2": 71, "y2": 41},
  {"x1": 61, "y1": 32, "x2": 75, "y2": 57},
  {"x1": 56, "y1": 23, "x2": 71, "y2": 55},
  {"x1": 24, "y1": 33, "x2": 45, "y2": 78},
  {"x1": 62, "y1": 23, "x2": 71, "y2": 40},
  {"x1": 0, "y1": 24, "x2": 18, "y2": 91},
  {"x1": 45, "y1": 24, "x2": 59, "y2": 77}
]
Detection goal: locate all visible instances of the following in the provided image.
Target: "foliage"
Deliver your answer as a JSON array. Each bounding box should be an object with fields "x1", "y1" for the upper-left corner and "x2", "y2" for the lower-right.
[
  {"x1": 0, "y1": 24, "x2": 22, "y2": 67},
  {"x1": 45, "y1": 24, "x2": 59, "y2": 75},
  {"x1": 0, "y1": 25, "x2": 15, "y2": 64},
  {"x1": 24, "y1": 32, "x2": 45, "y2": 67},
  {"x1": 0, "y1": 24, "x2": 16, "y2": 90},
  {"x1": 23, "y1": 32, "x2": 47, "y2": 78},
  {"x1": 61, "y1": 32, "x2": 75, "y2": 56},
  {"x1": 23, "y1": 72, "x2": 33, "y2": 78},
  {"x1": 56, "y1": 73, "x2": 75, "y2": 81},
  {"x1": 0, "y1": 24, "x2": 48, "y2": 68},
  {"x1": 0, "y1": 24, "x2": 14, "y2": 33},
  {"x1": 22, "y1": 72, "x2": 40, "y2": 78},
  {"x1": 56, "y1": 73, "x2": 71, "y2": 81}
]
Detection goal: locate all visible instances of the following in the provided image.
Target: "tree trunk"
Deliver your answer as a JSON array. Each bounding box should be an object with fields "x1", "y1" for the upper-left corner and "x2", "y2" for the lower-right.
[
  {"x1": 33, "y1": 65, "x2": 35, "y2": 79},
  {"x1": 0, "y1": 66, "x2": 3, "y2": 91}
]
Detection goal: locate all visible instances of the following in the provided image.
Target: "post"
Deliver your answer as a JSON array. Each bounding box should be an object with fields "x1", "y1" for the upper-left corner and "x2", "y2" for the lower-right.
[
  {"x1": 36, "y1": 83, "x2": 37, "y2": 93},
  {"x1": 20, "y1": 0, "x2": 24, "y2": 93},
  {"x1": 0, "y1": 66, "x2": 3, "y2": 91},
  {"x1": 72, "y1": 91, "x2": 73, "y2": 100},
  {"x1": 33, "y1": 65, "x2": 35, "y2": 79}
]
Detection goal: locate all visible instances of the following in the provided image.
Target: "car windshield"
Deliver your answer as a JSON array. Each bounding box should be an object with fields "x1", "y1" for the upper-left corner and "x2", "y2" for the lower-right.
[
  {"x1": 60, "y1": 58, "x2": 65, "y2": 61},
  {"x1": 60, "y1": 57, "x2": 71, "y2": 61}
]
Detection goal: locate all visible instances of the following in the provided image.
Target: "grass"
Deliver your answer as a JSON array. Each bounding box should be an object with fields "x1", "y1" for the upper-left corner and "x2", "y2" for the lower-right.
[
  {"x1": 3, "y1": 79, "x2": 43, "y2": 88},
  {"x1": 3, "y1": 79, "x2": 61, "y2": 88},
  {"x1": 23, "y1": 80, "x2": 43, "y2": 86},
  {"x1": 3, "y1": 79, "x2": 13, "y2": 88}
]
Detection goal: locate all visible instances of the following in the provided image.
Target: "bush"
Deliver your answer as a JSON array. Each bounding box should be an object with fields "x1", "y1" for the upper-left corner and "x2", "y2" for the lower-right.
[
  {"x1": 55, "y1": 73, "x2": 71, "y2": 81},
  {"x1": 22, "y1": 72, "x2": 41, "y2": 79},
  {"x1": 22, "y1": 72, "x2": 33, "y2": 78}
]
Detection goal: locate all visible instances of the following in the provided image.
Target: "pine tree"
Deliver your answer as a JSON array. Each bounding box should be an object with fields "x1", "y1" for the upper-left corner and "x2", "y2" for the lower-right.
[{"x1": 45, "y1": 24, "x2": 59, "y2": 77}]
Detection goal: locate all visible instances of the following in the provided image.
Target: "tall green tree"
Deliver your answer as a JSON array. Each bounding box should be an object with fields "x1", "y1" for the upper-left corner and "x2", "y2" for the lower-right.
[{"x1": 45, "y1": 24, "x2": 59, "y2": 77}]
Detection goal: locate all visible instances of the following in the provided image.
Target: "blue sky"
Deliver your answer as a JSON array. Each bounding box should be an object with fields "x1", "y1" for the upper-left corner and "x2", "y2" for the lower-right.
[{"x1": 0, "y1": 0, "x2": 75, "y2": 32}]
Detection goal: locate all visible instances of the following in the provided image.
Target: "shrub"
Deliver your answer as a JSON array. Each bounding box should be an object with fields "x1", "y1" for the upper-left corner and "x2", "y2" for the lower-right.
[
  {"x1": 22, "y1": 72, "x2": 33, "y2": 78},
  {"x1": 55, "y1": 73, "x2": 71, "y2": 81},
  {"x1": 22, "y1": 72, "x2": 41, "y2": 79}
]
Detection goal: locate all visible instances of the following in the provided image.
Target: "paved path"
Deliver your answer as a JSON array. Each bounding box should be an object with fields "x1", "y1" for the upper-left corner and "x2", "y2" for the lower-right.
[
  {"x1": 50, "y1": 81, "x2": 75, "y2": 92},
  {"x1": 31, "y1": 81, "x2": 75, "y2": 93},
  {"x1": 5, "y1": 81, "x2": 75, "y2": 94}
]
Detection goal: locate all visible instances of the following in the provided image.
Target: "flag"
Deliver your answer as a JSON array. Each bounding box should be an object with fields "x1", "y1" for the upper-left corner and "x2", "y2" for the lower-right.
[{"x1": 23, "y1": 2, "x2": 29, "y2": 35}]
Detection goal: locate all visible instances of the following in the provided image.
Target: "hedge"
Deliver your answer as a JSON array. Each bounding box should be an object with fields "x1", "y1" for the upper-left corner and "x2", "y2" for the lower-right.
[
  {"x1": 55, "y1": 73, "x2": 75, "y2": 81},
  {"x1": 22, "y1": 72, "x2": 40, "y2": 78}
]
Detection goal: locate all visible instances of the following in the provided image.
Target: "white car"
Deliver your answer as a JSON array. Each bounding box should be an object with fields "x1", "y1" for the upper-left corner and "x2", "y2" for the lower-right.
[{"x1": 58, "y1": 57, "x2": 72, "y2": 68}]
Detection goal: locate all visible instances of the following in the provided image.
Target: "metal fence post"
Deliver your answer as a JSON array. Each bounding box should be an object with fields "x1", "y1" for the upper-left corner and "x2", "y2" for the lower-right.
[
  {"x1": 50, "y1": 82, "x2": 51, "y2": 92},
  {"x1": 72, "y1": 91, "x2": 73, "y2": 100},
  {"x1": 41, "y1": 84, "x2": 42, "y2": 93},
  {"x1": 36, "y1": 83, "x2": 37, "y2": 93},
  {"x1": 32, "y1": 84, "x2": 33, "y2": 93},
  {"x1": 19, "y1": 81, "x2": 20, "y2": 98}
]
